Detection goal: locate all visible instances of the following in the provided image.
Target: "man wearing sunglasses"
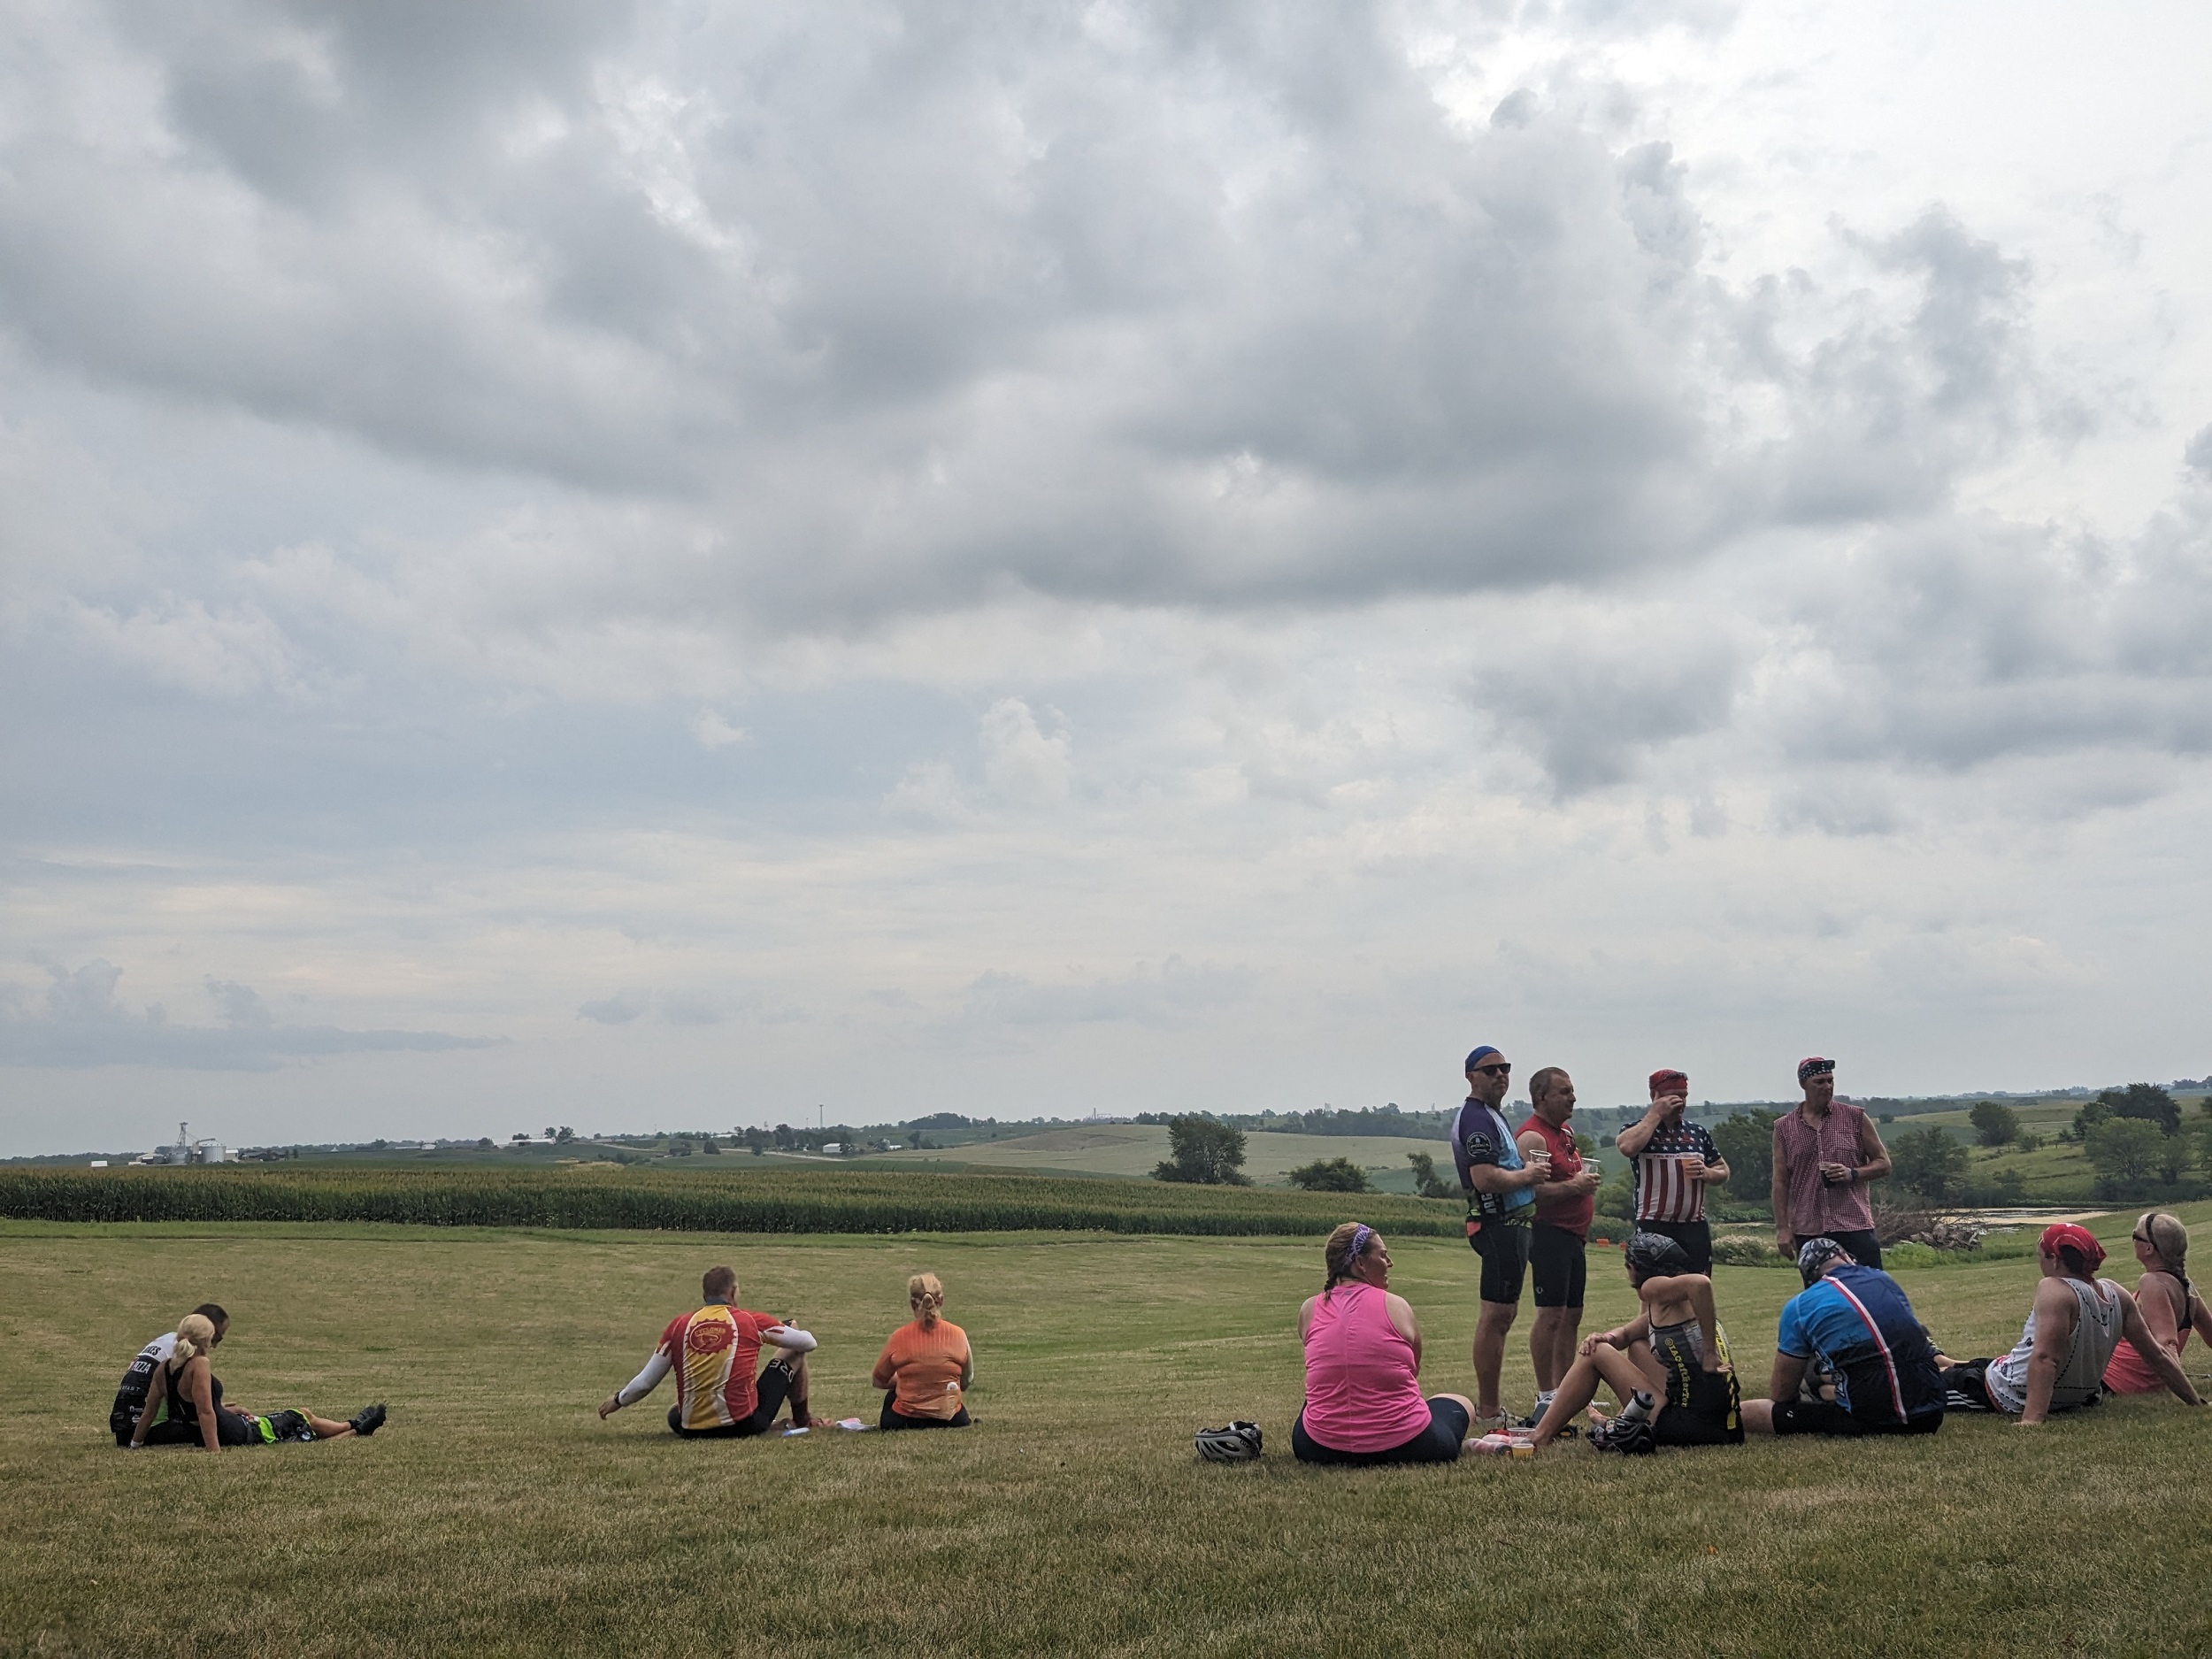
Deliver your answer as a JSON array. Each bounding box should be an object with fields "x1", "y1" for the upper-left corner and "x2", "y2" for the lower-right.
[{"x1": 1454, "y1": 1045, "x2": 1551, "y2": 1427}]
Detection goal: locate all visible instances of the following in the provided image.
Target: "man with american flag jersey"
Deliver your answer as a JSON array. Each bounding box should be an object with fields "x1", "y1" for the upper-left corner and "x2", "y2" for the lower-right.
[{"x1": 1614, "y1": 1068, "x2": 1728, "y2": 1275}]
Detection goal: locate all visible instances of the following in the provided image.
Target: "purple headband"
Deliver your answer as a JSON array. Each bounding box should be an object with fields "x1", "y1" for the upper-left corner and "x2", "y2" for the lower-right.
[{"x1": 1347, "y1": 1224, "x2": 1372, "y2": 1270}]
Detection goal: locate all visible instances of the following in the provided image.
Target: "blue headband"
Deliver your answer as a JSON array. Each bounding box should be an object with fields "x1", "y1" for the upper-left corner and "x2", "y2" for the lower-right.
[{"x1": 1465, "y1": 1046, "x2": 1500, "y2": 1071}]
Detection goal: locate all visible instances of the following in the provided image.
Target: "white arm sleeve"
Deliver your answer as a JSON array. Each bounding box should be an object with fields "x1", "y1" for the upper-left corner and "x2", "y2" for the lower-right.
[
  {"x1": 765, "y1": 1325, "x2": 818, "y2": 1354},
  {"x1": 616, "y1": 1349, "x2": 672, "y2": 1408}
]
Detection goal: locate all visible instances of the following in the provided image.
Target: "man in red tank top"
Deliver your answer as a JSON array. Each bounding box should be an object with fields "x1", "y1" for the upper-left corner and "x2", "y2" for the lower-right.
[{"x1": 1515, "y1": 1067, "x2": 1604, "y2": 1428}]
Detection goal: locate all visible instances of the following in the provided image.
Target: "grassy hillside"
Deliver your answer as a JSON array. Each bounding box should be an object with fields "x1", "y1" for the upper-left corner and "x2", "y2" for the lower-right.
[
  {"x1": 4, "y1": 1205, "x2": 2209, "y2": 1655},
  {"x1": 867, "y1": 1123, "x2": 1450, "y2": 1190}
]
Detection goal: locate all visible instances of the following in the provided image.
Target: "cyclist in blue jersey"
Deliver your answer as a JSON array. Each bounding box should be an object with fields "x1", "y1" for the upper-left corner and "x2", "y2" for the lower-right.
[
  {"x1": 1743, "y1": 1238, "x2": 1943, "y2": 1437},
  {"x1": 1454, "y1": 1045, "x2": 1550, "y2": 1426}
]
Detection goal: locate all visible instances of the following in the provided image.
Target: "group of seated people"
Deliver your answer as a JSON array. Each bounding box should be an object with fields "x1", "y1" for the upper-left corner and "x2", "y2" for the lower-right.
[
  {"x1": 595, "y1": 1266, "x2": 975, "y2": 1436},
  {"x1": 113, "y1": 1303, "x2": 387, "y2": 1450},
  {"x1": 114, "y1": 1270, "x2": 975, "y2": 1448},
  {"x1": 114, "y1": 1215, "x2": 2207, "y2": 1462},
  {"x1": 1292, "y1": 1212, "x2": 2209, "y2": 1464}
]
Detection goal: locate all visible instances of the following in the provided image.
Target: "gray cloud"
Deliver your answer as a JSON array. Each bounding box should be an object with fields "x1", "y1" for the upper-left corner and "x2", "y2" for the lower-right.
[
  {"x1": 577, "y1": 987, "x2": 763, "y2": 1027},
  {"x1": 0, "y1": 1, "x2": 2055, "y2": 632},
  {"x1": 961, "y1": 959, "x2": 1256, "y2": 1027},
  {"x1": 1761, "y1": 489, "x2": 2212, "y2": 778},
  {"x1": 0, "y1": 962, "x2": 503, "y2": 1071},
  {"x1": 1468, "y1": 613, "x2": 1745, "y2": 795}
]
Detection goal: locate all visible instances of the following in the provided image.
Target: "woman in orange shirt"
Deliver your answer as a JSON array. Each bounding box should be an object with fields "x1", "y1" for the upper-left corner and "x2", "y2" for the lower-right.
[{"x1": 872, "y1": 1273, "x2": 973, "y2": 1430}]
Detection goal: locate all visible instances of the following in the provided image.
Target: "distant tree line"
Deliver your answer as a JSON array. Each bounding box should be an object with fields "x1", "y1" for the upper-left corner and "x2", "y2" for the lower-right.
[{"x1": 1135, "y1": 1104, "x2": 1455, "y2": 1138}]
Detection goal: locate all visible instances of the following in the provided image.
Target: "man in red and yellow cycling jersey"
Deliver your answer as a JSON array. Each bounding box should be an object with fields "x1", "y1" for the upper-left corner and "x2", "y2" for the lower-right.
[{"x1": 598, "y1": 1265, "x2": 824, "y2": 1437}]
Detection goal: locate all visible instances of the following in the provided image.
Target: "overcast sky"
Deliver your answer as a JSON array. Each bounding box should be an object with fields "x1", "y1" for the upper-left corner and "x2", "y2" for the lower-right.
[{"x1": 5, "y1": 0, "x2": 2211, "y2": 1154}]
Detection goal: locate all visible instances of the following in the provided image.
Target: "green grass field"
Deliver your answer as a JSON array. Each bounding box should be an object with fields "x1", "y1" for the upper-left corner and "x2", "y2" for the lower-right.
[
  {"x1": 867, "y1": 1123, "x2": 1448, "y2": 1189},
  {"x1": 6, "y1": 1204, "x2": 2210, "y2": 1657}
]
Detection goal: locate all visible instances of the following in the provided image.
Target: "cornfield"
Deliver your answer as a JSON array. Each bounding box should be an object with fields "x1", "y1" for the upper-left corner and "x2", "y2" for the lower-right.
[{"x1": 0, "y1": 1164, "x2": 1463, "y2": 1238}]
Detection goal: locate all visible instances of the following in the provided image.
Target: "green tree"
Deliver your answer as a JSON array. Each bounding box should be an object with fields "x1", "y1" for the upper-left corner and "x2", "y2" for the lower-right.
[
  {"x1": 2099, "y1": 1083, "x2": 2181, "y2": 1136},
  {"x1": 1153, "y1": 1116, "x2": 1250, "y2": 1186},
  {"x1": 1287, "y1": 1156, "x2": 1371, "y2": 1194},
  {"x1": 2085, "y1": 1118, "x2": 2163, "y2": 1193},
  {"x1": 2070, "y1": 1098, "x2": 2111, "y2": 1142},
  {"x1": 1989, "y1": 1168, "x2": 2028, "y2": 1205},
  {"x1": 1969, "y1": 1101, "x2": 2019, "y2": 1148},
  {"x1": 1404, "y1": 1151, "x2": 1455, "y2": 1200},
  {"x1": 1595, "y1": 1167, "x2": 1634, "y2": 1220},
  {"x1": 1892, "y1": 1125, "x2": 1968, "y2": 1202},
  {"x1": 1711, "y1": 1110, "x2": 1779, "y2": 1202}
]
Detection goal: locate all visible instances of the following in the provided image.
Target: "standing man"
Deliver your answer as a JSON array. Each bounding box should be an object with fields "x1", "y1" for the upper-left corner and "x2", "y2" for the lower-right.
[
  {"x1": 1771, "y1": 1057, "x2": 1891, "y2": 1269},
  {"x1": 1454, "y1": 1045, "x2": 1550, "y2": 1427},
  {"x1": 1616, "y1": 1068, "x2": 1728, "y2": 1275},
  {"x1": 1515, "y1": 1067, "x2": 1604, "y2": 1431}
]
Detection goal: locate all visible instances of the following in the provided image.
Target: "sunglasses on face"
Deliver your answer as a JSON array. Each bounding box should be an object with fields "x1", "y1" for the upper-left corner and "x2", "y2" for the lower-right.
[{"x1": 1472, "y1": 1063, "x2": 1511, "y2": 1078}]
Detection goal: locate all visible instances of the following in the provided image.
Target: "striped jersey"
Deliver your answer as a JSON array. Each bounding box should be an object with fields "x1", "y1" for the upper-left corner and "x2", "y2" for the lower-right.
[
  {"x1": 656, "y1": 1304, "x2": 787, "y2": 1432},
  {"x1": 1776, "y1": 1263, "x2": 1943, "y2": 1424},
  {"x1": 1631, "y1": 1118, "x2": 1720, "y2": 1223}
]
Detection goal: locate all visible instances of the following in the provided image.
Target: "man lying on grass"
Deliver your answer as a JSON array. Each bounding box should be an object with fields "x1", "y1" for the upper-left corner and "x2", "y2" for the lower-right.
[
  {"x1": 598, "y1": 1265, "x2": 828, "y2": 1438},
  {"x1": 1741, "y1": 1238, "x2": 1944, "y2": 1439},
  {"x1": 1939, "y1": 1224, "x2": 2204, "y2": 1425},
  {"x1": 1525, "y1": 1232, "x2": 1741, "y2": 1454}
]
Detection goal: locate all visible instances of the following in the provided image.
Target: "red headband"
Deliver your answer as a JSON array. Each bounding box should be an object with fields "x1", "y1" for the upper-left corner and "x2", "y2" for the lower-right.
[
  {"x1": 2040, "y1": 1223, "x2": 2105, "y2": 1270},
  {"x1": 1648, "y1": 1070, "x2": 1687, "y2": 1094}
]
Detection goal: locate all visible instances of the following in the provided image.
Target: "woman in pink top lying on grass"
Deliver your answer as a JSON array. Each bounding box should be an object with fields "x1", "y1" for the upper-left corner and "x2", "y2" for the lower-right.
[{"x1": 1293, "y1": 1222, "x2": 1476, "y2": 1464}]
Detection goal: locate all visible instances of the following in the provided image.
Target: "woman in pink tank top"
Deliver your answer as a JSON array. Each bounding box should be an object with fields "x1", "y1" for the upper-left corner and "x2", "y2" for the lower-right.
[
  {"x1": 1293, "y1": 1223, "x2": 1475, "y2": 1464},
  {"x1": 2105, "y1": 1212, "x2": 2212, "y2": 1393}
]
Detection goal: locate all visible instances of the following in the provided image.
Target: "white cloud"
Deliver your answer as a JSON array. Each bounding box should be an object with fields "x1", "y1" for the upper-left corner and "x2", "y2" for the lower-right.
[
  {"x1": 5, "y1": 0, "x2": 2212, "y2": 1149},
  {"x1": 689, "y1": 708, "x2": 749, "y2": 749}
]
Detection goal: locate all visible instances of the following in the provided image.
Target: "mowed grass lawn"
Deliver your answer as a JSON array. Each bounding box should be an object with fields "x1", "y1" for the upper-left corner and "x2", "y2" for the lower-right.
[{"x1": 5, "y1": 1210, "x2": 2211, "y2": 1657}]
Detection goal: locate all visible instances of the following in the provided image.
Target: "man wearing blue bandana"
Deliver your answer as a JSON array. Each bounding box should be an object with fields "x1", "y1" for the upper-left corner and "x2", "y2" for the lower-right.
[
  {"x1": 1742, "y1": 1238, "x2": 1944, "y2": 1437},
  {"x1": 1454, "y1": 1044, "x2": 1551, "y2": 1426}
]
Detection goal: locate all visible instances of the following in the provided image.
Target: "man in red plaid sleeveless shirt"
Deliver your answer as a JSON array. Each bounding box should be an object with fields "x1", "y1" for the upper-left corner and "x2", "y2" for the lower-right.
[{"x1": 1770, "y1": 1057, "x2": 1893, "y2": 1269}]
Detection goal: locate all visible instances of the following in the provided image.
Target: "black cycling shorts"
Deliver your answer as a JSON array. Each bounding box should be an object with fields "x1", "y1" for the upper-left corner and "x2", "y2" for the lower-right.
[
  {"x1": 1530, "y1": 1224, "x2": 1587, "y2": 1309},
  {"x1": 669, "y1": 1358, "x2": 795, "y2": 1438},
  {"x1": 1772, "y1": 1398, "x2": 1942, "y2": 1437},
  {"x1": 1635, "y1": 1219, "x2": 1713, "y2": 1276},
  {"x1": 1292, "y1": 1397, "x2": 1470, "y2": 1466},
  {"x1": 880, "y1": 1393, "x2": 971, "y2": 1430},
  {"x1": 1469, "y1": 1220, "x2": 1532, "y2": 1305},
  {"x1": 1939, "y1": 1360, "x2": 2000, "y2": 1414},
  {"x1": 1648, "y1": 1319, "x2": 1742, "y2": 1444},
  {"x1": 1653, "y1": 1368, "x2": 1743, "y2": 1445}
]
